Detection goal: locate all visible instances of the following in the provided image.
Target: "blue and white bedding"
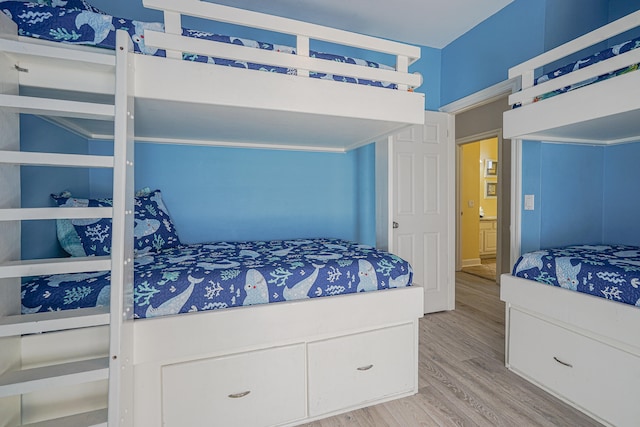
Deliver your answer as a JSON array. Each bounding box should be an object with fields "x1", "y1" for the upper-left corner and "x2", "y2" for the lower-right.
[
  {"x1": 0, "y1": 1, "x2": 397, "y2": 89},
  {"x1": 513, "y1": 245, "x2": 640, "y2": 308},
  {"x1": 533, "y1": 36, "x2": 640, "y2": 102},
  {"x1": 22, "y1": 238, "x2": 413, "y2": 319}
]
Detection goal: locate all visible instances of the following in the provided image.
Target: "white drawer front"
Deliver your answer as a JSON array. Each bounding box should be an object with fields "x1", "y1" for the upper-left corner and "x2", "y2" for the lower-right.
[
  {"x1": 162, "y1": 344, "x2": 306, "y2": 427},
  {"x1": 308, "y1": 323, "x2": 416, "y2": 416},
  {"x1": 509, "y1": 308, "x2": 640, "y2": 427}
]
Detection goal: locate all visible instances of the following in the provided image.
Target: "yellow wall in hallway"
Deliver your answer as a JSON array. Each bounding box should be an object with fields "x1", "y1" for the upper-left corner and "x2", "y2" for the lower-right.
[{"x1": 461, "y1": 142, "x2": 480, "y2": 262}]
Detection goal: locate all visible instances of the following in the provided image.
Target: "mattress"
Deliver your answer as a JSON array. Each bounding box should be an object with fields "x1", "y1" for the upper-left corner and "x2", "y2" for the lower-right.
[
  {"x1": 512, "y1": 244, "x2": 640, "y2": 308},
  {"x1": 0, "y1": 1, "x2": 397, "y2": 89},
  {"x1": 533, "y1": 36, "x2": 640, "y2": 102},
  {"x1": 22, "y1": 238, "x2": 413, "y2": 319}
]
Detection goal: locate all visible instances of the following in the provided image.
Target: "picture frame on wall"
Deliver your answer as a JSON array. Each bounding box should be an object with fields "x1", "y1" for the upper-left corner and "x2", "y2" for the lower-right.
[
  {"x1": 485, "y1": 181, "x2": 497, "y2": 198},
  {"x1": 484, "y1": 159, "x2": 497, "y2": 177}
]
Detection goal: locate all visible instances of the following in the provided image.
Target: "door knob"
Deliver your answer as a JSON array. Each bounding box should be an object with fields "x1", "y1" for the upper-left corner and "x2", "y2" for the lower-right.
[{"x1": 392, "y1": 221, "x2": 399, "y2": 229}]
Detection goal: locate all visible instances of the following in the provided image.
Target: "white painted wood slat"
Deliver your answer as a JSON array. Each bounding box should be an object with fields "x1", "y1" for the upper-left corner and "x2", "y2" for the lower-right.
[
  {"x1": 510, "y1": 48, "x2": 640, "y2": 106},
  {"x1": 144, "y1": 31, "x2": 422, "y2": 87},
  {"x1": 0, "y1": 357, "x2": 109, "y2": 398},
  {"x1": 0, "y1": 207, "x2": 112, "y2": 221},
  {"x1": 0, "y1": 256, "x2": 111, "y2": 279},
  {"x1": 0, "y1": 94, "x2": 114, "y2": 120},
  {"x1": 21, "y1": 408, "x2": 108, "y2": 427},
  {"x1": 0, "y1": 151, "x2": 114, "y2": 168},
  {"x1": 0, "y1": 307, "x2": 110, "y2": 338},
  {"x1": 143, "y1": 0, "x2": 420, "y2": 61}
]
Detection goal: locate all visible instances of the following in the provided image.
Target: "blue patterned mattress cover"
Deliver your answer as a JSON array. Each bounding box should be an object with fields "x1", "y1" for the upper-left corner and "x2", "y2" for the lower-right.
[
  {"x1": 0, "y1": 1, "x2": 397, "y2": 89},
  {"x1": 532, "y1": 36, "x2": 640, "y2": 102},
  {"x1": 22, "y1": 238, "x2": 413, "y2": 319},
  {"x1": 512, "y1": 245, "x2": 640, "y2": 308}
]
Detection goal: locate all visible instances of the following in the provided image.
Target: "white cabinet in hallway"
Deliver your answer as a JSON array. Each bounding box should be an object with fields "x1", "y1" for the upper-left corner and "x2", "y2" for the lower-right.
[{"x1": 479, "y1": 218, "x2": 497, "y2": 258}]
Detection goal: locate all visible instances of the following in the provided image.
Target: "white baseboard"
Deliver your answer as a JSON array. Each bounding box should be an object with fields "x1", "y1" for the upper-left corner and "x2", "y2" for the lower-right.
[{"x1": 461, "y1": 258, "x2": 481, "y2": 267}]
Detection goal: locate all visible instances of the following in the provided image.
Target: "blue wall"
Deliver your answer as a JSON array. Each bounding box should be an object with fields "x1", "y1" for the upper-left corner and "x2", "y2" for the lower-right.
[
  {"x1": 21, "y1": 116, "x2": 91, "y2": 260},
  {"x1": 520, "y1": 141, "x2": 640, "y2": 251},
  {"x1": 602, "y1": 142, "x2": 640, "y2": 244},
  {"x1": 88, "y1": 141, "x2": 369, "y2": 245},
  {"x1": 538, "y1": 143, "x2": 604, "y2": 248},
  {"x1": 440, "y1": 1, "x2": 546, "y2": 106}
]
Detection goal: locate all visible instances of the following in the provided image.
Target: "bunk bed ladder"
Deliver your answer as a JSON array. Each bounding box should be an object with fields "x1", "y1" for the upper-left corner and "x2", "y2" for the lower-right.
[{"x1": 0, "y1": 30, "x2": 134, "y2": 426}]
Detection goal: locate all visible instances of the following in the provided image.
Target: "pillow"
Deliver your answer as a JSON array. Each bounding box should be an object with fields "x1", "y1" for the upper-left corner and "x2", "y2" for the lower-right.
[{"x1": 52, "y1": 188, "x2": 181, "y2": 257}]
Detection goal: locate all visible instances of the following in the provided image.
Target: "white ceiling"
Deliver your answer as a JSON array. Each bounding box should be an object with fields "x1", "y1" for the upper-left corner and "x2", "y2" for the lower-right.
[{"x1": 208, "y1": 0, "x2": 514, "y2": 49}]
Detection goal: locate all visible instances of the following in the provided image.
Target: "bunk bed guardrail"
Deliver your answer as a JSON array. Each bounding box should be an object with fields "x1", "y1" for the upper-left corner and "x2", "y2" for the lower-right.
[
  {"x1": 508, "y1": 9, "x2": 640, "y2": 107},
  {"x1": 142, "y1": 0, "x2": 423, "y2": 91}
]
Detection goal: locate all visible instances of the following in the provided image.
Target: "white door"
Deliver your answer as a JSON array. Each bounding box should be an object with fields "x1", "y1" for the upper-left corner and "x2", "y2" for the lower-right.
[{"x1": 391, "y1": 111, "x2": 454, "y2": 313}]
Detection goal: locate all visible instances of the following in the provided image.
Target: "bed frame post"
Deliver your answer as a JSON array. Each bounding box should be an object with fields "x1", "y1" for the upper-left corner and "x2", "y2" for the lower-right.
[
  {"x1": 0, "y1": 14, "x2": 21, "y2": 426},
  {"x1": 163, "y1": 11, "x2": 182, "y2": 59},
  {"x1": 296, "y1": 35, "x2": 310, "y2": 77},
  {"x1": 108, "y1": 30, "x2": 135, "y2": 427}
]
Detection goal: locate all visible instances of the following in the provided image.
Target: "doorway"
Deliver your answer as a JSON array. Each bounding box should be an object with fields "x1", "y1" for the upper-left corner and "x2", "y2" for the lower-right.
[
  {"x1": 458, "y1": 137, "x2": 499, "y2": 282},
  {"x1": 445, "y1": 92, "x2": 513, "y2": 284}
]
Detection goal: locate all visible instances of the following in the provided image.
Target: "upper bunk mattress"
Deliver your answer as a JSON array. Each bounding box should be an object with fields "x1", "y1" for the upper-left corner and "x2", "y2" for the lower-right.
[
  {"x1": 513, "y1": 244, "x2": 640, "y2": 308},
  {"x1": 22, "y1": 238, "x2": 413, "y2": 319},
  {"x1": 0, "y1": 1, "x2": 396, "y2": 89}
]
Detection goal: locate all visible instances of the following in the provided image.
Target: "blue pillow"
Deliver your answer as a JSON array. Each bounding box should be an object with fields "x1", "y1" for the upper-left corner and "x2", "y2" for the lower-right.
[{"x1": 52, "y1": 189, "x2": 181, "y2": 257}]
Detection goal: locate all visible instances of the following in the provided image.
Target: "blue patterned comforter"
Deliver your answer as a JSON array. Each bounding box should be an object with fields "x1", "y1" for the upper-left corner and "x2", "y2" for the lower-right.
[
  {"x1": 533, "y1": 36, "x2": 640, "y2": 102},
  {"x1": 0, "y1": 1, "x2": 397, "y2": 88},
  {"x1": 22, "y1": 238, "x2": 413, "y2": 319},
  {"x1": 513, "y1": 245, "x2": 640, "y2": 308}
]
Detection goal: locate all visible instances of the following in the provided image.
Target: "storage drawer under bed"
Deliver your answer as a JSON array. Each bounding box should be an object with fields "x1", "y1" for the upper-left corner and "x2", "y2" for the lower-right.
[
  {"x1": 307, "y1": 323, "x2": 416, "y2": 416},
  {"x1": 161, "y1": 344, "x2": 306, "y2": 427},
  {"x1": 507, "y1": 308, "x2": 640, "y2": 427}
]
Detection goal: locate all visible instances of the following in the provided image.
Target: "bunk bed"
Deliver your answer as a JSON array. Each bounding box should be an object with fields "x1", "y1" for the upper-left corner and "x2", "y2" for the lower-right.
[
  {"x1": 0, "y1": 1, "x2": 426, "y2": 426},
  {"x1": 503, "y1": 10, "x2": 640, "y2": 144},
  {"x1": 501, "y1": 10, "x2": 640, "y2": 427}
]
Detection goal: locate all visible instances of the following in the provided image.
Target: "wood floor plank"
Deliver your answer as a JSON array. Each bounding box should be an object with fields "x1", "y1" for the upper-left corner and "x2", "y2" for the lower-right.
[{"x1": 298, "y1": 272, "x2": 604, "y2": 427}]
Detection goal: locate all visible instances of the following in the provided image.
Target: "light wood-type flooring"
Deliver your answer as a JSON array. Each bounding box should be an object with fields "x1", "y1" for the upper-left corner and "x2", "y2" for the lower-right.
[{"x1": 302, "y1": 272, "x2": 603, "y2": 427}]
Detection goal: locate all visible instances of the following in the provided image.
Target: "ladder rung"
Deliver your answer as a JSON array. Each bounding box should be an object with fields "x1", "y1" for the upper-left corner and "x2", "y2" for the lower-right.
[
  {"x1": 0, "y1": 256, "x2": 111, "y2": 279},
  {"x1": 0, "y1": 307, "x2": 110, "y2": 338},
  {"x1": 0, "y1": 94, "x2": 115, "y2": 120},
  {"x1": 0, "y1": 151, "x2": 114, "y2": 168},
  {"x1": 0, "y1": 357, "x2": 109, "y2": 398},
  {"x1": 21, "y1": 408, "x2": 108, "y2": 427},
  {"x1": 0, "y1": 207, "x2": 112, "y2": 221}
]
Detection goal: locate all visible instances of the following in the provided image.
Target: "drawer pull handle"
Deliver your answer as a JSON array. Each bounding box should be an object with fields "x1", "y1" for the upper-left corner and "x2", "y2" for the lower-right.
[
  {"x1": 228, "y1": 390, "x2": 251, "y2": 399},
  {"x1": 357, "y1": 364, "x2": 374, "y2": 371},
  {"x1": 553, "y1": 357, "x2": 573, "y2": 368}
]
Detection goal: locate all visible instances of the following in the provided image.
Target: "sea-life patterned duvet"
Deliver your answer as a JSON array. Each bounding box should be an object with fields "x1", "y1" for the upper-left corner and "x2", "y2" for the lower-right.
[
  {"x1": 0, "y1": 1, "x2": 397, "y2": 88},
  {"x1": 22, "y1": 238, "x2": 413, "y2": 319},
  {"x1": 512, "y1": 245, "x2": 640, "y2": 308}
]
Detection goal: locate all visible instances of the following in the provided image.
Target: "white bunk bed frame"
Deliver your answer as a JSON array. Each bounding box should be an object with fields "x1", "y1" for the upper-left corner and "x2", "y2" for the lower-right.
[
  {"x1": 502, "y1": 10, "x2": 640, "y2": 427},
  {"x1": 504, "y1": 10, "x2": 640, "y2": 144},
  {"x1": 0, "y1": 1, "x2": 425, "y2": 426}
]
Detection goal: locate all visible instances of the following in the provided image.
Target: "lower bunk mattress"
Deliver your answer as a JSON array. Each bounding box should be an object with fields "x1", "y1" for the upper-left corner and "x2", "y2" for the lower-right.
[
  {"x1": 513, "y1": 244, "x2": 640, "y2": 308},
  {"x1": 22, "y1": 238, "x2": 413, "y2": 319}
]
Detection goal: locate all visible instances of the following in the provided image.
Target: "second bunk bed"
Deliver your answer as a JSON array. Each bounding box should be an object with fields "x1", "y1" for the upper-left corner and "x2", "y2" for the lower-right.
[
  {"x1": 502, "y1": 9, "x2": 640, "y2": 427},
  {"x1": 0, "y1": 1, "x2": 426, "y2": 426}
]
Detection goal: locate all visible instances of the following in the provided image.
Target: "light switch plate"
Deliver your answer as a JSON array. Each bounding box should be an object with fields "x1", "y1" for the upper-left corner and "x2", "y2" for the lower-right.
[{"x1": 524, "y1": 194, "x2": 535, "y2": 210}]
